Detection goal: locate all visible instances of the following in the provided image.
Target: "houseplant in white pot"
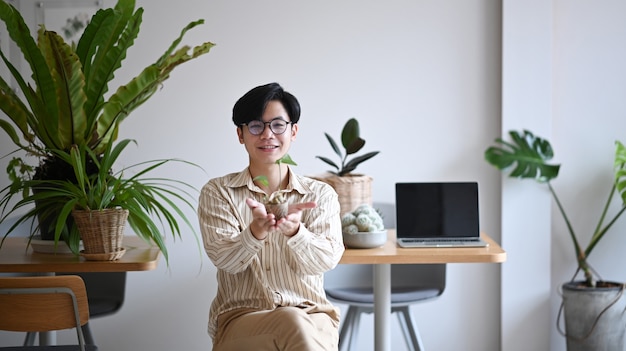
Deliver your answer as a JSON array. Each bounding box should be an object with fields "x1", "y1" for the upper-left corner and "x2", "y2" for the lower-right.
[
  {"x1": 315, "y1": 117, "x2": 380, "y2": 216},
  {"x1": 0, "y1": 0, "x2": 214, "y2": 253},
  {"x1": 341, "y1": 203, "x2": 386, "y2": 249},
  {"x1": 485, "y1": 129, "x2": 626, "y2": 351}
]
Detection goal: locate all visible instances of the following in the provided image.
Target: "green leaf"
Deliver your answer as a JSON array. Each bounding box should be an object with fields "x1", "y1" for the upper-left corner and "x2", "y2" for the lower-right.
[
  {"x1": 345, "y1": 137, "x2": 365, "y2": 155},
  {"x1": 156, "y1": 18, "x2": 205, "y2": 66},
  {"x1": 614, "y1": 141, "x2": 626, "y2": 204},
  {"x1": 0, "y1": 71, "x2": 32, "y2": 144},
  {"x1": 86, "y1": 6, "x2": 142, "y2": 134},
  {"x1": 315, "y1": 156, "x2": 339, "y2": 172},
  {"x1": 40, "y1": 30, "x2": 88, "y2": 148},
  {"x1": 0, "y1": 1, "x2": 55, "y2": 116},
  {"x1": 0, "y1": 116, "x2": 25, "y2": 148},
  {"x1": 484, "y1": 130, "x2": 560, "y2": 182},
  {"x1": 253, "y1": 175, "x2": 269, "y2": 188},
  {"x1": 341, "y1": 117, "x2": 360, "y2": 151},
  {"x1": 341, "y1": 151, "x2": 380, "y2": 176},
  {"x1": 278, "y1": 154, "x2": 297, "y2": 166},
  {"x1": 324, "y1": 133, "x2": 342, "y2": 159}
]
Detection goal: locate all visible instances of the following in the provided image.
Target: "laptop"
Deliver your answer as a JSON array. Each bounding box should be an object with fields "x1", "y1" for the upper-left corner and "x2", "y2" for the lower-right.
[{"x1": 395, "y1": 182, "x2": 488, "y2": 248}]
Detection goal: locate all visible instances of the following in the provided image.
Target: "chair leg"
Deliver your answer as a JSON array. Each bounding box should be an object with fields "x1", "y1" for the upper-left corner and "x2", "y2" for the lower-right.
[
  {"x1": 396, "y1": 311, "x2": 413, "y2": 350},
  {"x1": 82, "y1": 322, "x2": 95, "y2": 344},
  {"x1": 346, "y1": 307, "x2": 362, "y2": 351},
  {"x1": 24, "y1": 325, "x2": 95, "y2": 346},
  {"x1": 23, "y1": 332, "x2": 36, "y2": 346},
  {"x1": 397, "y1": 307, "x2": 425, "y2": 351},
  {"x1": 338, "y1": 307, "x2": 356, "y2": 351}
]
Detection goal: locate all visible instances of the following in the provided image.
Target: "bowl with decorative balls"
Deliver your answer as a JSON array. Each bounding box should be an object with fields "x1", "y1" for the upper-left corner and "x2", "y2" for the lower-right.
[{"x1": 341, "y1": 204, "x2": 387, "y2": 249}]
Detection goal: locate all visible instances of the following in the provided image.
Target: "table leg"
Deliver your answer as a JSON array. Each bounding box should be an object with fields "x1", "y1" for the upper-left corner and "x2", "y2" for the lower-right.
[
  {"x1": 373, "y1": 263, "x2": 391, "y2": 351},
  {"x1": 39, "y1": 332, "x2": 56, "y2": 346}
]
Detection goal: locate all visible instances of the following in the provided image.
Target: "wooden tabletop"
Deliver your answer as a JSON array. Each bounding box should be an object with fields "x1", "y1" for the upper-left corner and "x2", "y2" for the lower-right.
[
  {"x1": 340, "y1": 230, "x2": 506, "y2": 264},
  {"x1": 0, "y1": 236, "x2": 161, "y2": 273}
]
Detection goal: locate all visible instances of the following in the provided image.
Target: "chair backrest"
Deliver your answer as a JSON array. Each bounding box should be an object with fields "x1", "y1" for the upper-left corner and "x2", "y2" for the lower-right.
[
  {"x1": 0, "y1": 275, "x2": 89, "y2": 333},
  {"x1": 60, "y1": 272, "x2": 127, "y2": 318},
  {"x1": 326, "y1": 202, "x2": 446, "y2": 299}
]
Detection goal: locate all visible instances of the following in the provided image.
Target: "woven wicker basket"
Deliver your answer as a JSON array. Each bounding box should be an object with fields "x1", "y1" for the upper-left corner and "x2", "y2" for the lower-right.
[
  {"x1": 312, "y1": 173, "x2": 373, "y2": 217},
  {"x1": 72, "y1": 208, "x2": 129, "y2": 260}
]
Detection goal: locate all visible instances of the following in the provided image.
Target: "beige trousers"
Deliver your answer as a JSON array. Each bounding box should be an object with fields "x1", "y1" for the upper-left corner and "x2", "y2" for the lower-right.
[{"x1": 213, "y1": 306, "x2": 339, "y2": 351}]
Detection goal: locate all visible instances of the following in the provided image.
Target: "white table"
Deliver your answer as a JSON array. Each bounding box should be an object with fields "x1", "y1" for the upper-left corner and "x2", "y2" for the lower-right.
[{"x1": 338, "y1": 230, "x2": 506, "y2": 351}]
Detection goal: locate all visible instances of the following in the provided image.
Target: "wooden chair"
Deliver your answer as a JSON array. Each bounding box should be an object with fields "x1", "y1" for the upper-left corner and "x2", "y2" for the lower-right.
[
  {"x1": 0, "y1": 275, "x2": 98, "y2": 351},
  {"x1": 25, "y1": 272, "x2": 127, "y2": 346}
]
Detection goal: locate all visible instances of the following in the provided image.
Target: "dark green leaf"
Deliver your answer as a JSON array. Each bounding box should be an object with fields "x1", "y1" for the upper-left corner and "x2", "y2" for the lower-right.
[
  {"x1": 315, "y1": 156, "x2": 339, "y2": 172},
  {"x1": 484, "y1": 130, "x2": 560, "y2": 182},
  {"x1": 324, "y1": 133, "x2": 342, "y2": 159},
  {"x1": 341, "y1": 118, "x2": 360, "y2": 150},
  {"x1": 345, "y1": 138, "x2": 365, "y2": 155},
  {"x1": 342, "y1": 151, "x2": 380, "y2": 172}
]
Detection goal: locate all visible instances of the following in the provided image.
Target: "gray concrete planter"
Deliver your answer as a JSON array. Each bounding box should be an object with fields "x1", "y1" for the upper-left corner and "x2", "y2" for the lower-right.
[{"x1": 560, "y1": 281, "x2": 626, "y2": 351}]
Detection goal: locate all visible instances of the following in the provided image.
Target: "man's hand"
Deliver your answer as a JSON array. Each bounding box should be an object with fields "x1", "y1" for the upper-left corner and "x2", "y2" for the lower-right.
[
  {"x1": 245, "y1": 198, "x2": 316, "y2": 239},
  {"x1": 246, "y1": 198, "x2": 275, "y2": 240},
  {"x1": 275, "y1": 202, "x2": 317, "y2": 237}
]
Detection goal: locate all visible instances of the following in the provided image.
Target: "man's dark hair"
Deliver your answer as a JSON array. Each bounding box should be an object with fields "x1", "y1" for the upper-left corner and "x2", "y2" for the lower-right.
[{"x1": 232, "y1": 82, "x2": 301, "y2": 126}]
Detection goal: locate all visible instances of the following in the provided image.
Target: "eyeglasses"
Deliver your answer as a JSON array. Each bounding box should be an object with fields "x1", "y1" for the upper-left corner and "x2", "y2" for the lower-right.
[{"x1": 241, "y1": 118, "x2": 293, "y2": 135}]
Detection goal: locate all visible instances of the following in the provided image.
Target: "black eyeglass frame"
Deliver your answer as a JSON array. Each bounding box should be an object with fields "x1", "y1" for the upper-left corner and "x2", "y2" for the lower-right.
[{"x1": 240, "y1": 118, "x2": 294, "y2": 135}]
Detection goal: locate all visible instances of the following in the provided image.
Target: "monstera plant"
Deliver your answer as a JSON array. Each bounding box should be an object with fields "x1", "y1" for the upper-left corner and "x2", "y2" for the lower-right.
[
  {"x1": 485, "y1": 130, "x2": 626, "y2": 287},
  {"x1": 0, "y1": 0, "x2": 214, "y2": 251},
  {"x1": 485, "y1": 130, "x2": 626, "y2": 350}
]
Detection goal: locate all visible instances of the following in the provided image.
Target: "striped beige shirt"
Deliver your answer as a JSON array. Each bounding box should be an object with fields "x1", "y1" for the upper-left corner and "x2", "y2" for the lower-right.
[{"x1": 197, "y1": 167, "x2": 345, "y2": 338}]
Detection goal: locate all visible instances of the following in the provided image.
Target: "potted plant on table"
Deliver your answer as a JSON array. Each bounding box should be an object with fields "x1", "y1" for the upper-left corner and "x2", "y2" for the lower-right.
[
  {"x1": 253, "y1": 154, "x2": 297, "y2": 219},
  {"x1": 340, "y1": 204, "x2": 386, "y2": 249},
  {"x1": 0, "y1": 0, "x2": 214, "y2": 255},
  {"x1": 484, "y1": 129, "x2": 626, "y2": 351},
  {"x1": 10, "y1": 139, "x2": 200, "y2": 262},
  {"x1": 314, "y1": 118, "x2": 380, "y2": 216}
]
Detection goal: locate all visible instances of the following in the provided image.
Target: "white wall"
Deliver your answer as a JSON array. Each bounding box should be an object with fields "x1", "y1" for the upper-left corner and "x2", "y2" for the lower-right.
[
  {"x1": 551, "y1": 1, "x2": 626, "y2": 350},
  {"x1": 501, "y1": 1, "x2": 553, "y2": 350},
  {"x1": 1, "y1": 0, "x2": 625, "y2": 350},
  {"x1": 502, "y1": 2, "x2": 626, "y2": 351}
]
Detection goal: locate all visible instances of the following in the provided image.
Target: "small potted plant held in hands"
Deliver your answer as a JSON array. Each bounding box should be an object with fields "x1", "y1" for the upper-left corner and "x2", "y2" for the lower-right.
[
  {"x1": 315, "y1": 118, "x2": 380, "y2": 216},
  {"x1": 253, "y1": 154, "x2": 297, "y2": 219}
]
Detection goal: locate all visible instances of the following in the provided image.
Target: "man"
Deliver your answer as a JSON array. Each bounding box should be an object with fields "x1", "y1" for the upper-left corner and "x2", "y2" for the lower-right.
[{"x1": 197, "y1": 82, "x2": 345, "y2": 350}]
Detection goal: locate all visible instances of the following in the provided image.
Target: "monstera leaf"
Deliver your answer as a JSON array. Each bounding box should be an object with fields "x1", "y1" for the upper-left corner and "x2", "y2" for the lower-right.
[{"x1": 484, "y1": 129, "x2": 560, "y2": 182}]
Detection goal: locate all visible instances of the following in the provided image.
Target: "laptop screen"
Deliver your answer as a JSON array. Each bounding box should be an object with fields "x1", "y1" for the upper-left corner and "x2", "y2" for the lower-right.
[{"x1": 395, "y1": 182, "x2": 480, "y2": 239}]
